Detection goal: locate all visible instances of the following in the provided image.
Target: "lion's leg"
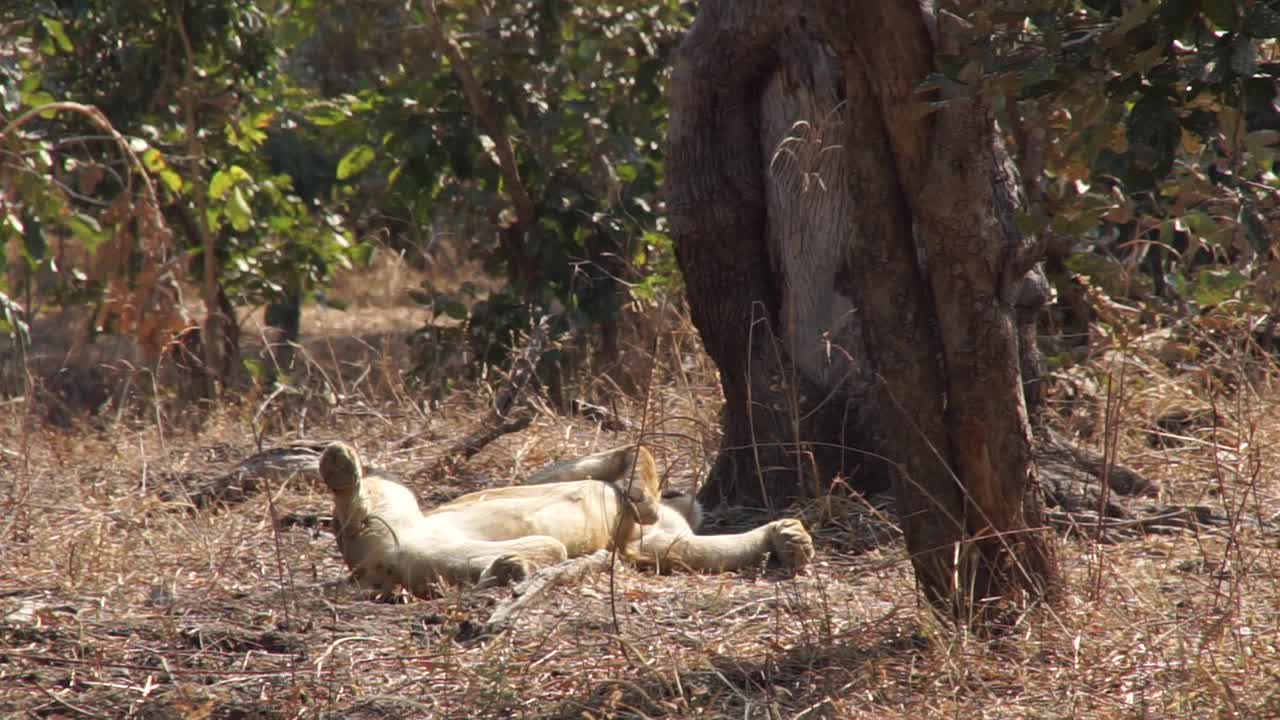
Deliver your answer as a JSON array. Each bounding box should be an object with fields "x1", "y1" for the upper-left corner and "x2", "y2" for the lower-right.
[
  {"x1": 526, "y1": 445, "x2": 634, "y2": 484},
  {"x1": 527, "y1": 445, "x2": 663, "y2": 524},
  {"x1": 319, "y1": 442, "x2": 431, "y2": 599},
  {"x1": 319, "y1": 443, "x2": 401, "y2": 596},
  {"x1": 626, "y1": 520, "x2": 814, "y2": 574},
  {"x1": 342, "y1": 531, "x2": 405, "y2": 596},
  {"x1": 394, "y1": 535, "x2": 571, "y2": 595}
]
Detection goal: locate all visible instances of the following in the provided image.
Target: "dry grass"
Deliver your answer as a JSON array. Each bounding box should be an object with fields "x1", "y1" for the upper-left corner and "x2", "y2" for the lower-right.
[{"x1": 1, "y1": 294, "x2": 1278, "y2": 719}]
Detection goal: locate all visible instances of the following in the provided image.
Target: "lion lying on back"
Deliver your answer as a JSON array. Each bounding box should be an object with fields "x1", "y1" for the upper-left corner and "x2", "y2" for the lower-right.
[{"x1": 319, "y1": 443, "x2": 814, "y2": 598}]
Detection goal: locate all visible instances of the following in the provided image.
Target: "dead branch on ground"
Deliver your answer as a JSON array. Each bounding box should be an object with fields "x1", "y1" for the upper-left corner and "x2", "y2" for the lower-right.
[{"x1": 466, "y1": 549, "x2": 613, "y2": 640}]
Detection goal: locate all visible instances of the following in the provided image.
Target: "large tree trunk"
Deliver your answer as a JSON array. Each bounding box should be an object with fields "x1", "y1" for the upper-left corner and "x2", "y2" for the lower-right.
[
  {"x1": 667, "y1": 0, "x2": 1056, "y2": 621},
  {"x1": 668, "y1": 2, "x2": 886, "y2": 513}
]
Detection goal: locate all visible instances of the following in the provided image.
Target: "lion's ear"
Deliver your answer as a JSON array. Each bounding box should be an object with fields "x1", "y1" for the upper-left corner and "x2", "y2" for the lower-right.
[{"x1": 623, "y1": 446, "x2": 662, "y2": 524}]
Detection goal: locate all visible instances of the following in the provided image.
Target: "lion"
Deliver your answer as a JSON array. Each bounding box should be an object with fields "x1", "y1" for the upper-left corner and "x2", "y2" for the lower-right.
[{"x1": 319, "y1": 442, "x2": 814, "y2": 598}]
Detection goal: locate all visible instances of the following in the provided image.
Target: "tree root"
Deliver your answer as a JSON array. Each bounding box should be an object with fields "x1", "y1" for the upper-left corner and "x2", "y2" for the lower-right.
[
  {"x1": 1032, "y1": 429, "x2": 1280, "y2": 540},
  {"x1": 1034, "y1": 428, "x2": 1155, "y2": 517}
]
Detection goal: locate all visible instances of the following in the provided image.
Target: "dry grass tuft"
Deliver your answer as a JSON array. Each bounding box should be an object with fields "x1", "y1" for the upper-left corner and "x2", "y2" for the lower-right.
[{"x1": 1, "y1": 299, "x2": 1278, "y2": 719}]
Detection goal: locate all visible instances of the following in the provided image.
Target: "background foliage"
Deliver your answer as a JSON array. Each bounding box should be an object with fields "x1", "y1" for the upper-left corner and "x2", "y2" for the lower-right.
[
  {"x1": 949, "y1": 1, "x2": 1280, "y2": 373},
  {"x1": 2, "y1": 0, "x2": 689, "y2": 393},
  {"x1": 1, "y1": 0, "x2": 1277, "y2": 400},
  {"x1": 2, "y1": 0, "x2": 363, "y2": 370}
]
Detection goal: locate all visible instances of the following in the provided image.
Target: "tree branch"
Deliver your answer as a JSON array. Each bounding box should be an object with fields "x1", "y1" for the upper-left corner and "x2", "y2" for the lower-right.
[
  {"x1": 176, "y1": 14, "x2": 228, "y2": 390},
  {"x1": 473, "y1": 550, "x2": 612, "y2": 639},
  {"x1": 420, "y1": 0, "x2": 537, "y2": 233},
  {"x1": 414, "y1": 313, "x2": 557, "y2": 474},
  {"x1": 1, "y1": 102, "x2": 163, "y2": 221}
]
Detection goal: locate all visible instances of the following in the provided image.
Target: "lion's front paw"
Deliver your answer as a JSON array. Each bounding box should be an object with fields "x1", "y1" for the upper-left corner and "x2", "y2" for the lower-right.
[
  {"x1": 479, "y1": 554, "x2": 534, "y2": 587},
  {"x1": 770, "y1": 519, "x2": 815, "y2": 572}
]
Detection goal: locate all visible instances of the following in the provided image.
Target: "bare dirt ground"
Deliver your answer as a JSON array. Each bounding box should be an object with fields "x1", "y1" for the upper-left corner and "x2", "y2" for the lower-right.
[{"x1": 1, "y1": 258, "x2": 1278, "y2": 718}]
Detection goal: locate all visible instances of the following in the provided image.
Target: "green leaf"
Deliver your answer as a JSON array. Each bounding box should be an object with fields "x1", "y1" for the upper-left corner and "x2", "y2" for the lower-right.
[
  {"x1": 0, "y1": 290, "x2": 31, "y2": 349},
  {"x1": 66, "y1": 213, "x2": 106, "y2": 251},
  {"x1": 3, "y1": 213, "x2": 23, "y2": 236},
  {"x1": 346, "y1": 242, "x2": 373, "y2": 266},
  {"x1": 23, "y1": 221, "x2": 47, "y2": 262},
  {"x1": 242, "y1": 358, "x2": 267, "y2": 383},
  {"x1": 307, "y1": 108, "x2": 349, "y2": 127},
  {"x1": 268, "y1": 214, "x2": 297, "y2": 232},
  {"x1": 237, "y1": 117, "x2": 268, "y2": 145},
  {"x1": 40, "y1": 17, "x2": 74, "y2": 53},
  {"x1": 209, "y1": 166, "x2": 251, "y2": 201},
  {"x1": 141, "y1": 148, "x2": 168, "y2": 172},
  {"x1": 228, "y1": 187, "x2": 254, "y2": 231},
  {"x1": 158, "y1": 169, "x2": 184, "y2": 194},
  {"x1": 23, "y1": 90, "x2": 57, "y2": 118},
  {"x1": 336, "y1": 144, "x2": 375, "y2": 180},
  {"x1": 209, "y1": 170, "x2": 234, "y2": 200}
]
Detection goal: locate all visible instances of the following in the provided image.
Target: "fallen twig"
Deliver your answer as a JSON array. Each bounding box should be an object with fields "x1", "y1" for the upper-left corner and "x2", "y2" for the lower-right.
[{"x1": 472, "y1": 549, "x2": 613, "y2": 639}]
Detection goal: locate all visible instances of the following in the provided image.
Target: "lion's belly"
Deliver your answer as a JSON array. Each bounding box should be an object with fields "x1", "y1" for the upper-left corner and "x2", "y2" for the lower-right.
[{"x1": 420, "y1": 482, "x2": 625, "y2": 555}]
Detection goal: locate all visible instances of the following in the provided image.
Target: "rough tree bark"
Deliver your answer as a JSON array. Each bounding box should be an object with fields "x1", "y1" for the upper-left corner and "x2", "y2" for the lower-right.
[
  {"x1": 667, "y1": 2, "x2": 882, "y2": 512},
  {"x1": 667, "y1": 0, "x2": 1057, "y2": 619}
]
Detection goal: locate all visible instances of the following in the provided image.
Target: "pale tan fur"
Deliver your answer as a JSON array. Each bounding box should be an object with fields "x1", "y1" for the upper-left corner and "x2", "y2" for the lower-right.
[{"x1": 319, "y1": 443, "x2": 815, "y2": 598}]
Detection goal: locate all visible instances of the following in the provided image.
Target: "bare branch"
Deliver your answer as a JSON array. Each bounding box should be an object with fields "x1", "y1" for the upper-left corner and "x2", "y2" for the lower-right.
[
  {"x1": 1, "y1": 102, "x2": 161, "y2": 218},
  {"x1": 475, "y1": 550, "x2": 612, "y2": 638},
  {"x1": 420, "y1": 0, "x2": 537, "y2": 233},
  {"x1": 176, "y1": 14, "x2": 229, "y2": 391}
]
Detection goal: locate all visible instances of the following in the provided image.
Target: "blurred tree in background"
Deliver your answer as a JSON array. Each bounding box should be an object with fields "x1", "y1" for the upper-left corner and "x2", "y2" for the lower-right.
[
  {"x1": 391, "y1": 0, "x2": 689, "y2": 400},
  {"x1": 1, "y1": 0, "x2": 689, "y2": 406},
  {"x1": 1, "y1": 0, "x2": 364, "y2": 395}
]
